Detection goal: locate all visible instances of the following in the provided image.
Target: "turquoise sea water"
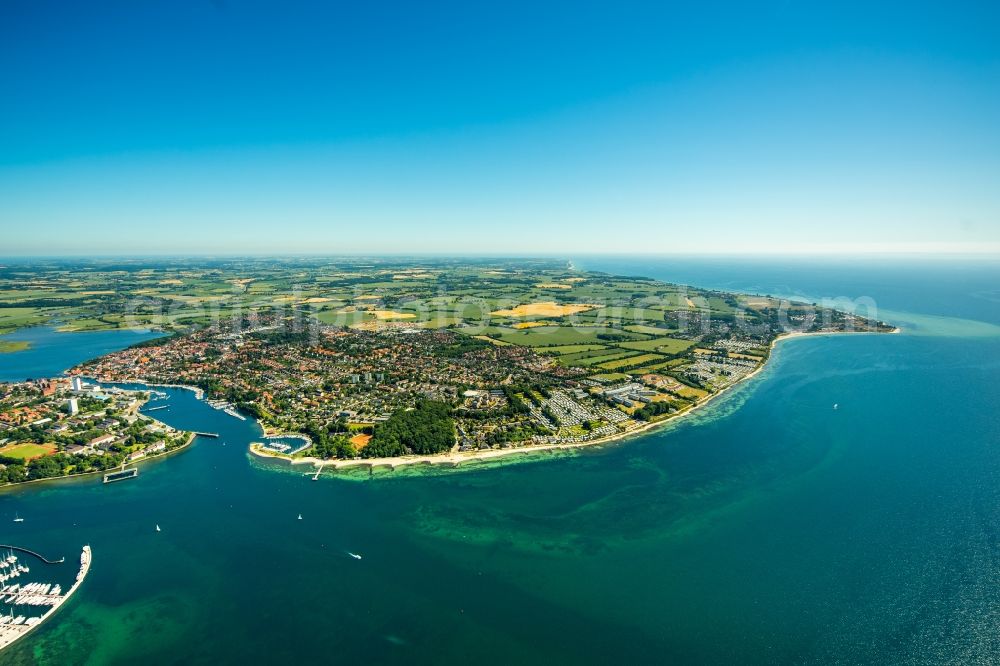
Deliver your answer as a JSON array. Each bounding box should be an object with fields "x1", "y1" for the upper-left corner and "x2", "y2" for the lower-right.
[{"x1": 2, "y1": 258, "x2": 1000, "y2": 664}]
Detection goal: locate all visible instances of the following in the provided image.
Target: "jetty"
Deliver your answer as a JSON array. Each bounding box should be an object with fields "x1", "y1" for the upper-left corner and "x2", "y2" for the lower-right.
[
  {"x1": 0, "y1": 545, "x2": 91, "y2": 653},
  {"x1": 0, "y1": 546, "x2": 64, "y2": 565},
  {"x1": 103, "y1": 467, "x2": 138, "y2": 483}
]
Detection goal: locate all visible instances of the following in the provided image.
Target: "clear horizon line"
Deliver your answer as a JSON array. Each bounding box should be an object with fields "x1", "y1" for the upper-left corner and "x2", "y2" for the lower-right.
[{"x1": 1, "y1": 249, "x2": 999, "y2": 262}]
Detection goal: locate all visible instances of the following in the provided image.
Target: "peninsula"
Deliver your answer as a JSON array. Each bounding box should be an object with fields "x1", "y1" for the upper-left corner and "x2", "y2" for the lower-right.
[{"x1": 32, "y1": 259, "x2": 898, "y2": 470}]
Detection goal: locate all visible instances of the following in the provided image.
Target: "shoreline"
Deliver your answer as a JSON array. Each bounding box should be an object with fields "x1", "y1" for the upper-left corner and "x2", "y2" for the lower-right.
[
  {"x1": 0, "y1": 400, "x2": 198, "y2": 491},
  {"x1": 74, "y1": 377, "x2": 206, "y2": 401},
  {"x1": 250, "y1": 327, "x2": 898, "y2": 474}
]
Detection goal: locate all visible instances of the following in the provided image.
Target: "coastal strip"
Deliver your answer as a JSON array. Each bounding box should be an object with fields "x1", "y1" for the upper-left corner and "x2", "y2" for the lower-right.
[
  {"x1": 0, "y1": 431, "x2": 197, "y2": 491},
  {"x1": 251, "y1": 328, "x2": 899, "y2": 474}
]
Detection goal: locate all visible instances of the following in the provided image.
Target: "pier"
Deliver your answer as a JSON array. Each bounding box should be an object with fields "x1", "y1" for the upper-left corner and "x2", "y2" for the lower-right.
[
  {"x1": 0, "y1": 546, "x2": 64, "y2": 565},
  {"x1": 0, "y1": 545, "x2": 91, "y2": 653},
  {"x1": 103, "y1": 468, "x2": 138, "y2": 483},
  {"x1": 193, "y1": 431, "x2": 219, "y2": 438}
]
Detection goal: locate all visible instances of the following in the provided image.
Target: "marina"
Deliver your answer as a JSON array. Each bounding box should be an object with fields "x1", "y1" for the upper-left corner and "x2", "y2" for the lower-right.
[
  {"x1": 255, "y1": 440, "x2": 291, "y2": 453},
  {"x1": 261, "y1": 434, "x2": 311, "y2": 454},
  {"x1": 0, "y1": 546, "x2": 91, "y2": 652},
  {"x1": 206, "y1": 400, "x2": 248, "y2": 421},
  {"x1": 254, "y1": 436, "x2": 312, "y2": 456},
  {"x1": 224, "y1": 408, "x2": 247, "y2": 421}
]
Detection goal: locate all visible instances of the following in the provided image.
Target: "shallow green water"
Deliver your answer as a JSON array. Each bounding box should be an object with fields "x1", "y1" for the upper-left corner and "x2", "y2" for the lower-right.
[{"x1": 2, "y1": 260, "x2": 999, "y2": 664}]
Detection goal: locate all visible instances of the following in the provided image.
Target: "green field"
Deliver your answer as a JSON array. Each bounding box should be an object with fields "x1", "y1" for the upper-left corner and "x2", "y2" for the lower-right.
[
  {"x1": 315, "y1": 310, "x2": 375, "y2": 325},
  {"x1": 0, "y1": 307, "x2": 51, "y2": 334},
  {"x1": 641, "y1": 358, "x2": 688, "y2": 371},
  {"x1": 0, "y1": 442, "x2": 56, "y2": 460},
  {"x1": 466, "y1": 326, "x2": 648, "y2": 347},
  {"x1": 591, "y1": 372, "x2": 631, "y2": 382},
  {"x1": 558, "y1": 347, "x2": 636, "y2": 362},
  {"x1": 616, "y1": 337, "x2": 696, "y2": 355},
  {"x1": 576, "y1": 306, "x2": 668, "y2": 325},
  {"x1": 597, "y1": 353, "x2": 665, "y2": 370},
  {"x1": 624, "y1": 324, "x2": 677, "y2": 335},
  {"x1": 537, "y1": 344, "x2": 608, "y2": 355},
  {"x1": 562, "y1": 350, "x2": 640, "y2": 367},
  {"x1": 0, "y1": 261, "x2": 868, "y2": 377}
]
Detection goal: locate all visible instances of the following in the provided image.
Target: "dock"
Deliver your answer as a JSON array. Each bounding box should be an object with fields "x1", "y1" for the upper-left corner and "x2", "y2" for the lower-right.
[
  {"x1": 193, "y1": 431, "x2": 219, "y2": 438},
  {"x1": 0, "y1": 545, "x2": 92, "y2": 653},
  {"x1": 103, "y1": 468, "x2": 138, "y2": 483}
]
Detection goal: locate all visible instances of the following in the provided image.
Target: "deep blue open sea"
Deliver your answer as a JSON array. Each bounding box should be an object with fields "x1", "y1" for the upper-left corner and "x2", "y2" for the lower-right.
[{"x1": 1, "y1": 256, "x2": 999, "y2": 664}]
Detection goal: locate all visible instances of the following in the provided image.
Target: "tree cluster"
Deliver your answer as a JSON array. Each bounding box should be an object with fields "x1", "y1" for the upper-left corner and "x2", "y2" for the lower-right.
[{"x1": 361, "y1": 400, "x2": 455, "y2": 458}]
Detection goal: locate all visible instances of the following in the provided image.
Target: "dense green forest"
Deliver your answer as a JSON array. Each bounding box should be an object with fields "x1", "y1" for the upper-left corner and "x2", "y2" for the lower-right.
[{"x1": 361, "y1": 400, "x2": 455, "y2": 458}]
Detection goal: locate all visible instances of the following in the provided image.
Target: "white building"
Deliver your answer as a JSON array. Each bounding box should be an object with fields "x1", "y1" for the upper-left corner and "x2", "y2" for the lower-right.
[{"x1": 66, "y1": 398, "x2": 79, "y2": 415}]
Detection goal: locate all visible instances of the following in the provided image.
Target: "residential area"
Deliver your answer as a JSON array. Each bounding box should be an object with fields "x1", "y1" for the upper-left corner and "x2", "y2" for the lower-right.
[{"x1": 0, "y1": 378, "x2": 191, "y2": 484}]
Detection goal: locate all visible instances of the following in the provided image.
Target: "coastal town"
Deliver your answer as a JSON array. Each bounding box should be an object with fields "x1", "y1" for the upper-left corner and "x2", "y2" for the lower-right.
[
  {"x1": 0, "y1": 260, "x2": 896, "y2": 471},
  {"x1": 52, "y1": 261, "x2": 895, "y2": 467},
  {"x1": 0, "y1": 377, "x2": 192, "y2": 485}
]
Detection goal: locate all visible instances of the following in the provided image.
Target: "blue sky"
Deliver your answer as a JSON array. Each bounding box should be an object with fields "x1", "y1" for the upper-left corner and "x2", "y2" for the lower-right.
[{"x1": 1, "y1": 0, "x2": 998, "y2": 255}]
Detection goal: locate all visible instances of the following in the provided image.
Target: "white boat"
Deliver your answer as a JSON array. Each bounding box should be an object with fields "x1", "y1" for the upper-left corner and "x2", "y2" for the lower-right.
[
  {"x1": 348, "y1": 552, "x2": 362, "y2": 560},
  {"x1": 155, "y1": 524, "x2": 161, "y2": 532},
  {"x1": 13, "y1": 513, "x2": 23, "y2": 523},
  {"x1": 297, "y1": 514, "x2": 303, "y2": 520},
  {"x1": 833, "y1": 403, "x2": 839, "y2": 410}
]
